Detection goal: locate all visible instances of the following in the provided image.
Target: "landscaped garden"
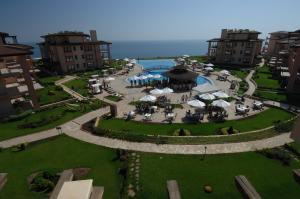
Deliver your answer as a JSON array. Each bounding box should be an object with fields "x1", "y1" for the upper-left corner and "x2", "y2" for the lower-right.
[
  {"x1": 0, "y1": 100, "x2": 106, "y2": 141},
  {"x1": 36, "y1": 76, "x2": 71, "y2": 105},
  {"x1": 63, "y1": 78, "x2": 91, "y2": 97},
  {"x1": 253, "y1": 66, "x2": 281, "y2": 90},
  {"x1": 1, "y1": 136, "x2": 300, "y2": 199},
  {"x1": 97, "y1": 108, "x2": 294, "y2": 137},
  {"x1": 134, "y1": 150, "x2": 300, "y2": 199},
  {"x1": 0, "y1": 136, "x2": 121, "y2": 199},
  {"x1": 104, "y1": 95, "x2": 122, "y2": 102}
]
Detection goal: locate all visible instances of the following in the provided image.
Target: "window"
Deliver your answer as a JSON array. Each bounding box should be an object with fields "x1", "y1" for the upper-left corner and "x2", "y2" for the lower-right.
[
  {"x1": 240, "y1": 50, "x2": 243, "y2": 55},
  {"x1": 73, "y1": 46, "x2": 76, "y2": 51},
  {"x1": 76, "y1": 64, "x2": 79, "y2": 68},
  {"x1": 82, "y1": 55, "x2": 85, "y2": 59},
  {"x1": 86, "y1": 54, "x2": 93, "y2": 60},
  {"x1": 238, "y1": 58, "x2": 241, "y2": 62},
  {"x1": 83, "y1": 63, "x2": 86, "y2": 68},
  {"x1": 80, "y1": 46, "x2": 83, "y2": 51},
  {"x1": 233, "y1": 50, "x2": 236, "y2": 54},
  {"x1": 75, "y1": 55, "x2": 78, "y2": 60},
  {"x1": 63, "y1": 46, "x2": 72, "y2": 53},
  {"x1": 65, "y1": 56, "x2": 73, "y2": 62},
  {"x1": 84, "y1": 45, "x2": 92, "y2": 51}
]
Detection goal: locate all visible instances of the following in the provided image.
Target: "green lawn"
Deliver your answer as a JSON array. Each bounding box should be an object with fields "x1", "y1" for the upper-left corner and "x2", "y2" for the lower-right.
[
  {"x1": 0, "y1": 136, "x2": 120, "y2": 199},
  {"x1": 63, "y1": 78, "x2": 90, "y2": 97},
  {"x1": 137, "y1": 151, "x2": 300, "y2": 199},
  {"x1": 254, "y1": 90, "x2": 287, "y2": 102},
  {"x1": 104, "y1": 95, "x2": 122, "y2": 102},
  {"x1": 230, "y1": 69, "x2": 249, "y2": 80},
  {"x1": 99, "y1": 108, "x2": 294, "y2": 136},
  {"x1": 254, "y1": 66, "x2": 281, "y2": 89},
  {"x1": 37, "y1": 77, "x2": 71, "y2": 105},
  {"x1": 0, "y1": 100, "x2": 105, "y2": 141}
]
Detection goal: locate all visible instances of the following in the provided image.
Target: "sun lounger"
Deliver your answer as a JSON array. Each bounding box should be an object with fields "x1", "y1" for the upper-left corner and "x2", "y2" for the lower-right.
[
  {"x1": 167, "y1": 180, "x2": 181, "y2": 199},
  {"x1": 49, "y1": 169, "x2": 74, "y2": 199},
  {"x1": 235, "y1": 175, "x2": 262, "y2": 199},
  {"x1": 0, "y1": 173, "x2": 8, "y2": 191}
]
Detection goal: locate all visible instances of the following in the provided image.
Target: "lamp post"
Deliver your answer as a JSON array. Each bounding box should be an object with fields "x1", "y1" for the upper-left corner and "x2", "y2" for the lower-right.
[
  {"x1": 56, "y1": 126, "x2": 62, "y2": 135},
  {"x1": 202, "y1": 146, "x2": 207, "y2": 160}
]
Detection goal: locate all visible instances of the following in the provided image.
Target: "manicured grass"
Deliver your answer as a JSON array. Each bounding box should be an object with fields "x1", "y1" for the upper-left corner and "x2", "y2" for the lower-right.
[
  {"x1": 0, "y1": 100, "x2": 106, "y2": 141},
  {"x1": 230, "y1": 69, "x2": 249, "y2": 80},
  {"x1": 254, "y1": 66, "x2": 281, "y2": 89},
  {"x1": 63, "y1": 78, "x2": 90, "y2": 97},
  {"x1": 0, "y1": 136, "x2": 120, "y2": 199},
  {"x1": 254, "y1": 90, "x2": 287, "y2": 102},
  {"x1": 137, "y1": 151, "x2": 300, "y2": 199},
  {"x1": 104, "y1": 95, "x2": 122, "y2": 102},
  {"x1": 99, "y1": 108, "x2": 294, "y2": 136},
  {"x1": 37, "y1": 77, "x2": 71, "y2": 105}
]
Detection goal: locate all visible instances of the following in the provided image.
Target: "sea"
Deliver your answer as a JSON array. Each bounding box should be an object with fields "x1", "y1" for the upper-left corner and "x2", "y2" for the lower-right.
[{"x1": 26, "y1": 39, "x2": 208, "y2": 59}]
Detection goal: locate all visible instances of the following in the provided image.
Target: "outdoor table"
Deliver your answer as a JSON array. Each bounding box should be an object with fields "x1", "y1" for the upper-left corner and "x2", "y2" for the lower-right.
[
  {"x1": 167, "y1": 113, "x2": 175, "y2": 118},
  {"x1": 253, "y1": 101, "x2": 263, "y2": 108},
  {"x1": 144, "y1": 113, "x2": 152, "y2": 119},
  {"x1": 237, "y1": 106, "x2": 248, "y2": 113}
]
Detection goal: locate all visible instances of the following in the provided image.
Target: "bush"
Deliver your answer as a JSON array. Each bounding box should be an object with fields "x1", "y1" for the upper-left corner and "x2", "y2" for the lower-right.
[
  {"x1": 284, "y1": 144, "x2": 300, "y2": 157},
  {"x1": 219, "y1": 127, "x2": 239, "y2": 135},
  {"x1": 30, "y1": 170, "x2": 58, "y2": 193},
  {"x1": 258, "y1": 148, "x2": 291, "y2": 166},
  {"x1": 47, "y1": 90, "x2": 55, "y2": 96},
  {"x1": 11, "y1": 143, "x2": 28, "y2": 152},
  {"x1": 173, "y1": 128, "x2": 191, "y2": 136},
  {"x1": 274, "y1": 121, "x2": 294, "y2": 133}
]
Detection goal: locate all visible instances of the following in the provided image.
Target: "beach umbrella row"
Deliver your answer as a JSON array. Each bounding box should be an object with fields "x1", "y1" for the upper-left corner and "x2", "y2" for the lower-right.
[
  {"x1": 149, "y1": 87, "x2": 174, "y2": 95},
  {"x1": 128, "y1": 74, "x2": 162, "y2": 81}
]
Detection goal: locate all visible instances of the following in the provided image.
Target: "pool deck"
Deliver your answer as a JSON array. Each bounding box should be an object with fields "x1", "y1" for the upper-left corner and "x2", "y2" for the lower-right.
[{"x1": 95, "y1": 64, "x2": 266, "y2": 124}]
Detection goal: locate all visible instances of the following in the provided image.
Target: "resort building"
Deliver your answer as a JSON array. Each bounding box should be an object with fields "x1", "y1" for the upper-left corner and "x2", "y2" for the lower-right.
[
  {"x1": 207, "y1": 29, "x2": 263, "y2": 67},
  {"x1": 0, "y1": 32, "x2": 40, "y2": 117},
  {"x1": 38, "y1": 30, "x2": 112, "y2": 74},
  {"x1": 264, "y1": 29, "x2": 300, "y2": 93}
]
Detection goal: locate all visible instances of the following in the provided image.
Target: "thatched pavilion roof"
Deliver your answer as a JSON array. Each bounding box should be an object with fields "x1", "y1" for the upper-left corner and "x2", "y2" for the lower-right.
[{"x1": 163, "y1": 65, "x2": 198, "y2": 81}]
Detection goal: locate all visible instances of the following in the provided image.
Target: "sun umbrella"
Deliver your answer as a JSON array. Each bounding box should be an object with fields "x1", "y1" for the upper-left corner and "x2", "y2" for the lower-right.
[
  {"x1": 206, "y1": 63, "x2": 214, "y2": 67},
  {"x1": 198, "y1": 93, "x2": 215, "y2": 100},
  {"x1": 212, "y1": 91, "x2": 229, "y2": 98},
  {"x1": 139, "y1": 95, "x2": 157, "y2": 102},
  {"x1": 187, "y1": 99, "x2": 206, "y2": 108},
  {"x1": 162, "y1": 87, "x2": 174, "y2": 94},
  {"x1": 123, "y1": 58, "x2": 129, "y2": 62},
  {"x1": 129, "y1": 76, "x2": 140, "y2": 81},
  {"x1": 191, "y1": 60, "x2": 198, "y2": 63},
  {"x1": 150, "y1": 88, "x2": 163, "y2": 95},
  {"x1": 220, "y1": 70, "x2": 230, "y2": 76},
  {"x1": 145, "y1": 74, "x2": 154, "y2": 78},
  {"x1": 130, "y1": 59, "x2": 137, "y2": 64},
  {"x1": 139, "y1": 75, "x2": 148, "y2": 80},
  {"x1": 212, "y1": 99, "x2": 231, "y2": 108},
  {"x1": 104, "y1": 77, "x2": 115, "y2": 81},
  {"x1": 126, "y1": 63, "x2": 133, "y2": 67},
  {"x1": 204, "y1": 67, "x2": 214, "y2": 71},
  {"x1": 153, "y1": 74, "x2": 162, "y2": 79}
]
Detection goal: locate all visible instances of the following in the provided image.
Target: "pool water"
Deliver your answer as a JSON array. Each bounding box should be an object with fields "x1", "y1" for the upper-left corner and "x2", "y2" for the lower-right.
[
  {"x1": 133, "y1": 59, "x2": 213, "y2": 85},
  {"x1": 138, "y1": 59, "x2": 176, "y2": 70}
]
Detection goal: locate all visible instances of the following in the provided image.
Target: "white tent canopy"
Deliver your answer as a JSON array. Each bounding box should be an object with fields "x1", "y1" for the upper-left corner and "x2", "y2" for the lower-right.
[
  {"x1": 206, "y1": 63, "x2": 214, "y2": 67},
  {"x1": 190, "y1": 60, "x2": 198, "y2": 63},
  {"x1": 193, "y1": 83, "x2": 219, "y2": 93},
  {"x1": 150, "y1": 88, "x2": 164, "y2": 95},
  {"x1": 212, "y1": 99, "x2": 231, "y2": 108},
  {"x1": 187, "y1": 99, "x2": 206, "y2": 108},
  {"x1": 162, "y1": 87, "x2": 174, "y2": 94},
  {"x1": 153, "y1": 74, "x2": 162, "y2": 79},
  {"x1": 204, "y1": 66, "x2": 214, "y2": 71},
  {"x1": 104, "y1": 77, "x2": 115, "y2": 81},
  {"x1": 123, "y1": 58, "x2": 129, "y2": 62},
  {"x1": 212, "y1": 91, "x2": 229, "y2": 98},
  {"x1": 139, "y1": 95, "x2": 157, "y2": 102},
  {"x1": 198, "y1": 93, "x2": 215, "y2": 100},
  {"x1": 220, "y1": 70, "x2": 230, "y2": 76},
  {"x1": 126, "y1": 63, "x2": 133, "y2": 67},
  {"x1": 129, "y1": 75, "x2": 140, "y2": 81}
]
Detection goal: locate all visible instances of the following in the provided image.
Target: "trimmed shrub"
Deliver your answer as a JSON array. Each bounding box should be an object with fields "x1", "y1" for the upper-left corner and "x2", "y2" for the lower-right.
[
  {"x1": 274, "y1": 121, "x2": 294, "y2": 133},
  {"x1": 30, "y1": 171, "x2": 58, "y2": 193},
  {"x1": 258, "y1": 148, "x2": 291, "y2": 166},
  {"x1": 219, "y1": 127, "x2": 239, "y2": 135},
  {"x1": 173, "y1": 128, "x2": 191, "y2": 136}
]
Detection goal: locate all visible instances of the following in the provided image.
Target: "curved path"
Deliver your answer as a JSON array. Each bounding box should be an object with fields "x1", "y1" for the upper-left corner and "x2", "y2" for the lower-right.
[{"x1": 0, "y1": 105, "x2": 294, "y2": 154}]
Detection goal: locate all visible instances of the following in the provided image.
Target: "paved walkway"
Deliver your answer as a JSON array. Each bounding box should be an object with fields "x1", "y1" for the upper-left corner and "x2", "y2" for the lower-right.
[
  {"x1": 244, "y1": 70, "x2": 257, "y2": 96},
  {"x1": 0, "y1": 105, "x2": 294, "y2": 154},
  {"x1": 55, "y1": 75, "x2": 87, "y2": 101}
]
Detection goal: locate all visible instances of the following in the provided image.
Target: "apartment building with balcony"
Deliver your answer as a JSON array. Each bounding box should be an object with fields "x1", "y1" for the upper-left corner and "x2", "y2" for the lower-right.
[
  {"x1": 38, "y1": 30, "x2": 112, "y2": 74},
  {"x1": 0, "y1": 32, "x2": 40, "y2": 117},
  {"x1": 264, "y1": 30, "x2": 300, "y2": 93},
  {"x1": 207, "y1": 29, "x2": 263, "y2": 67}
]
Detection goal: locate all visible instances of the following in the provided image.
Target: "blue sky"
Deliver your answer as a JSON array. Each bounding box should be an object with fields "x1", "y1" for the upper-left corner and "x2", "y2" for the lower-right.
[{"x1": 1, "y1": 0, "x2": 299, "y2": 42}]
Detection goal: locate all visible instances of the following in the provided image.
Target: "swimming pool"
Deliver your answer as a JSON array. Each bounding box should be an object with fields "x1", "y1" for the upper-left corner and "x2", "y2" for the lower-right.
[
  {"x1": 131, "y1": 59, "x2": 213, "y2": 85},
  {"x1": 138, "y1": 59, "x2": 176, "y2": 70}
]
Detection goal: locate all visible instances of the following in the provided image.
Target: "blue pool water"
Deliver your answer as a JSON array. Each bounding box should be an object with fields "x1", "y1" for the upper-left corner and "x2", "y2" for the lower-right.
[
  {"x1": 138, "y1": 59, "x2": 176, "y2": 70},
  {"x1": 132, "y1": 59, "x2": 213, "y2": 85}
]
